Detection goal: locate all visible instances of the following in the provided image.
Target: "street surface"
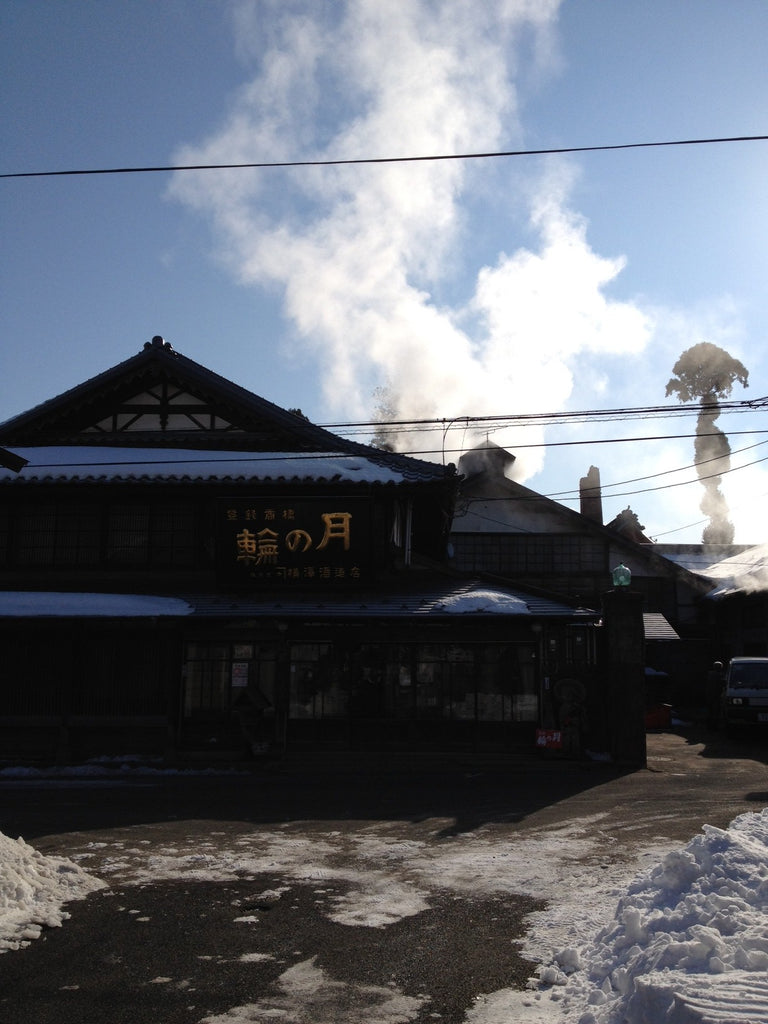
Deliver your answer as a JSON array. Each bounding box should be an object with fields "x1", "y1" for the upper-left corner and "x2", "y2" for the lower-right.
[{"x1": 1, "y1": 726, "x2": 767, "y2": 1024}]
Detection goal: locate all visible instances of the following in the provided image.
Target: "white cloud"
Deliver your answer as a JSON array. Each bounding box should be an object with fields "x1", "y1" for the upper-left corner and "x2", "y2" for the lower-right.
[{"x1": 170, "y1": 0, "x2": 657, "y2": 481}]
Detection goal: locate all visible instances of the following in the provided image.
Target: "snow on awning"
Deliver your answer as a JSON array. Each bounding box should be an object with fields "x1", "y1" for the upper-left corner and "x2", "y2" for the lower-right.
[
  {"x1": 0, "y1": 593, "x2": 193, "y2": 618},
  {"x1": 183, "y1": 581, "x2": 597, "y2": 620},
  {"x1": 643, "y1": 613, "x2": 680, "y2": 641},
  {"x1": 0, "y1": 582, "x2": 597, "y2": 622}
]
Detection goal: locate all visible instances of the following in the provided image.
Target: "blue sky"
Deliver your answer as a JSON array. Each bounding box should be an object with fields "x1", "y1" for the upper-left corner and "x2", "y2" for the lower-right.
[{"x1": 3, "y1": 0, "x2": 768, "y2": 543}]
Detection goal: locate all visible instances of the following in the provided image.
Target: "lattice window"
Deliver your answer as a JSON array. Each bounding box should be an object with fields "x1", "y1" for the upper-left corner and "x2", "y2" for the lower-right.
[
  {"x1": 107, "y1": 503, "x2": 197, "y2": 566},
  {"x1": 452, "y1": 533, "x2": 606, "y2": 576},
  {"x1": 14, "y1": 504, "x2": 100, "y2": 566}
]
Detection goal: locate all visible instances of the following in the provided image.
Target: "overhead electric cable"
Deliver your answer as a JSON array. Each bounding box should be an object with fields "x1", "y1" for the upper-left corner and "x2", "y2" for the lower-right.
[
  {"x1": 3, "y1": 134, "x2": 768, "y2": 180},
  {"x1": 322, "y1": 395, "x2": 768, "y2": 432},
  {"x1": 15, "y1": 428, "x2": 768, "y2": 472},
  {"x1": 562, "y1": 453, "x2": 768, "y2": 502},
  {"x1": 545, "y1": 438, "x2": 768, "y2": 500}
]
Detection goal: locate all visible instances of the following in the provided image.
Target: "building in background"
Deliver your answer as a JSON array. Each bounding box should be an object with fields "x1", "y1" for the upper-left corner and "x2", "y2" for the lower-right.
[{"x1": 449, "y1": 441, "x2": 720, "y2": 705}]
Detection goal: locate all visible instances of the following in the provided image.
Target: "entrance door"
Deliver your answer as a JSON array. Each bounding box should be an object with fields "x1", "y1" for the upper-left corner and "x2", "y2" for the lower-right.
[{"x1": 180, "y1": 640, "x2": 277, "y2": 753}]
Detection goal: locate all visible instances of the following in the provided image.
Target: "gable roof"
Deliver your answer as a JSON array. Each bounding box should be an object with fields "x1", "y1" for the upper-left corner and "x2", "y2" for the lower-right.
[
  {"x1": 453, "y1": 443, "x2": 713, "y2": 593},
  {"x1": 0, "y1": 337, "x2": 454, "y2": 485},
  {"x1": 695, "y1": 543, "x2": 768, "y2": 598}
]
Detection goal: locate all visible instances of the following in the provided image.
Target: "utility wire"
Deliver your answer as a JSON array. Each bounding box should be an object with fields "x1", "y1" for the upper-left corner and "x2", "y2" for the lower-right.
[
  {"x1": 3, "y1": 133, "x2": 768, "y2": 180},
  {"x1": 344, "y1": 429, "x2": 768, "y2": 453},
  {"x1": 15, "y1": 438, "x2": 768, "y2": 507},
  {"x1": 325, "y1": 398, "x2": 768, "y2": 440},
  {"x1": 546, "y1": 438, "x2": 768, "y2": 500},
  {"x1": 14, "y1": 429, "x2": 768, "y2": 472}
]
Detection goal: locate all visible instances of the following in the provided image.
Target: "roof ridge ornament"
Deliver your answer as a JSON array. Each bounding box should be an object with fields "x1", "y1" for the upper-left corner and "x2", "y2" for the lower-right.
[{"x1": 144, "y1": 335, "x2": 176, "y2": 354}]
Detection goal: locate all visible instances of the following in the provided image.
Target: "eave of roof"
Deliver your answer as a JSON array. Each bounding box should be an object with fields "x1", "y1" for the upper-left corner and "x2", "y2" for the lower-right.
[
  {"x1": 0, "y1": 343, "x2": 455, "y2": 484},
  {"x1": 0, "y1": 446, "x2": 438, "y2": 487},
  {"x1": 0, "y1": 580, "x2": 599, "y2": 621}
]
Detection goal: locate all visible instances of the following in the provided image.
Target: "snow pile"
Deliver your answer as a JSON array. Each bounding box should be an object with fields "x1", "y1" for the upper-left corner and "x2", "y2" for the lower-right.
[
  {"x1": 438, "y1": 588, "x2": 530, "y2": 614},
  {"x1": 543, "y1": 808, "x2": 768, "y2": 1023},
  {"x1": 0, "y1": 831, "x2": 105, "y2": 952}
]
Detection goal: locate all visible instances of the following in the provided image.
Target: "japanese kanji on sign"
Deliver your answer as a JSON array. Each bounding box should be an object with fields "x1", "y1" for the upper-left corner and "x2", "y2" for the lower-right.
[{"x1": 218, "y1": 497, "x2": 372, "y2": 584}]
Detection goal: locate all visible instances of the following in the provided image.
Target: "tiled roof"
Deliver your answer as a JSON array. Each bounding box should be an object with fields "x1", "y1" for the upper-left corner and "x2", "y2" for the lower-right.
[
  {"x1": 0, "y1": 342, "x2": 454, "y2": 485},
  {"x1": 0, "y1": 447, "x2": 421, "y2": 487},
  {"x1": 182, "y1": 579, "x2": 597, "y2": 620},
  {"x1": 0, "y1": 581, "x2": 598, "y2": 621}
]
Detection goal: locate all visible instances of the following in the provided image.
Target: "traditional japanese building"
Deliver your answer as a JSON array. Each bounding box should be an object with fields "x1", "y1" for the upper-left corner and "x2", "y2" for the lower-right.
[
  {"x1": 0, "y1": 338, "x2": 602, "y2": 763},
  {"x1": 449, "y1": 441, "x2": 717, "y2": 702}
]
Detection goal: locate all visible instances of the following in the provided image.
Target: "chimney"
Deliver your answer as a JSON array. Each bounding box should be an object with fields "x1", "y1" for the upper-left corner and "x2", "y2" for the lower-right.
[
  {"x1": 458, "y1": 440, "x2": 516, "y2": 480},
  {"x1": 580, "y1": 465, "x2": 603, "y2": 524}
]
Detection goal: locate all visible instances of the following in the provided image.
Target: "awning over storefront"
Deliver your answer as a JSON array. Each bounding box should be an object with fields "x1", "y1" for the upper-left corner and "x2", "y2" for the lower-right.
[
  {"x1": 0, "y1": 580, "x2": 597, "y2": 621},
  {"x1": 182, "y1": 580, "x2": 597, "y2": 620},
  {"x1": 0, "y1": 592, "x2": 193, "y2": 617},
  {"x1": 643, "y1": 612, "x2": 680, "y2": 641}
]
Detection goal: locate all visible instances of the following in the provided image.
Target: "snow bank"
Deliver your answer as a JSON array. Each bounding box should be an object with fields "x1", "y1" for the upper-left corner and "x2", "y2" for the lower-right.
[
  {"x1": 545, "y1": 808, "x2": 768, "y2": 1023},
  {"x1": 0, "y1": 831, "x2": 105, "y2": 952}
]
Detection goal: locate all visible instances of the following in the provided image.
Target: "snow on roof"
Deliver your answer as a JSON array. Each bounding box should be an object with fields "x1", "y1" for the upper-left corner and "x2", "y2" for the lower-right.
[
  {"x1": 0, "y1": 446, "x2": 412, "y2": 486},
  {"x1": 0, "y1": 582, "x2": 592, "y2": 621},
  {"x1": 698, "y1": 543, "x2": 768, "y2": 598},
  {"x1": 655, "y1": 544, "x2": 758, "y2": 576},
  {"x1": 432, "y1": 588, "x2": 530, "y2": 614},
  {"x1": 0, "y1": 593, "x2": 193, "y2": 618}
]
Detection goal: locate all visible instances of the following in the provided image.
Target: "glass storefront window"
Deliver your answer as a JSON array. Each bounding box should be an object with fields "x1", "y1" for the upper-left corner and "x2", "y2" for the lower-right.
[
  {"x1": 182, "y1": 642, "x2": 277, "y2": 718},
  {"x1": 289, "y1": 643, "x2": 342, "y2": 719}
]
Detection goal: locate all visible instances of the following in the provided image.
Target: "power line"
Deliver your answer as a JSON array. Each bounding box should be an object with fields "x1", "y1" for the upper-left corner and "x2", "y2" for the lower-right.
[
  {"x1": 567, "y1": 452, "x2": 768, "y2": 502},
  {"x1": 324, "y1": 395, "x2": 768, "y2": 434},
  {"x1": 547, "y1": 438, "x2": 768, "y2": 501},
  {"x1": 3, "y1": 134, "x2": 768, "y2": 180},
  {"x1": 460, "y1": 450, "x2": 768, "y2": 508},
  {"x1": 14, "y1": 429, "x2": 767, "y2": 471},
  {"x1": 341, "y1": 430, "x2": 768, "y2": 454}
]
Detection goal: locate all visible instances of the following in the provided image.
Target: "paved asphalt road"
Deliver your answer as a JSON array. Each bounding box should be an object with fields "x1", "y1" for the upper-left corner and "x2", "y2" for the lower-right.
[{"x1": 2, "y1": 725, "x2": 768, "y2": 1024}]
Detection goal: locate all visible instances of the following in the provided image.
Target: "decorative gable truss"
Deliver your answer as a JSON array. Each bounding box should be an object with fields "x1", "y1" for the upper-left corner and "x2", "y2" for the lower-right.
[{"x1": 85, "y1": 383, "x2": 237, "y2": 434}]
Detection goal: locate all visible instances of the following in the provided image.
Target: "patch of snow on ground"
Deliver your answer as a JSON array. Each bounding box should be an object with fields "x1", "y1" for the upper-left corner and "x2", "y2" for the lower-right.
[
  {"x1": 0, "y1": 831, "x2": 105, "y2": 952},
  {"x1": 6, "y1": 806, "x2": 768, "y2": 1022},
  {"x1": 199, "y1": 955, "x2": 425, "y2": 1023}
]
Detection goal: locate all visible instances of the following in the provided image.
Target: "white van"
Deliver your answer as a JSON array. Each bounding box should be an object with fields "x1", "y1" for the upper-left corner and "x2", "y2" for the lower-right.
[{"x1": 722, "y1": 657, "x2": 768, "y2": 727}]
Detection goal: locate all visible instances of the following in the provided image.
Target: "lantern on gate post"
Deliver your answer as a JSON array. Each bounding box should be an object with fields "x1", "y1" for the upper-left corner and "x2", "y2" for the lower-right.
[{"x1": 611, "y1": 563, "x2": 631, "y2": 588}]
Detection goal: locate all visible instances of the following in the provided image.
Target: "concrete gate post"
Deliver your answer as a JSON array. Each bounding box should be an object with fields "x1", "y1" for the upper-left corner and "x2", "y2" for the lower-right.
[{"x1": 601, "y1": 588, "x2": 647, "y2": 767}]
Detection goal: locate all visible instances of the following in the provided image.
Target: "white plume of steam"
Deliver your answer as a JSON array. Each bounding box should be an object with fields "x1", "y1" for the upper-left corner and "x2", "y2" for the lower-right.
[{"x1": 170, "y1": 0, "x2": 653, "y2": 479}]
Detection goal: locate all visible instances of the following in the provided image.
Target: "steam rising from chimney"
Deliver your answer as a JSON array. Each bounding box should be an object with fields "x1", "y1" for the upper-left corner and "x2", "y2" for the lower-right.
[
  {"x1": 665, "y1": 342, "x2": 749, "y2": 547},
  {"x1": 169, "y1": 0, "x2": 653, "y2": 485}
]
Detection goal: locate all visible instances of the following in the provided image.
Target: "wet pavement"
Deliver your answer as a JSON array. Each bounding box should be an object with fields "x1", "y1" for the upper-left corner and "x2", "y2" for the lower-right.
[{"x1": 2, "y1": 725, "x2": 768, "y2": 1024}]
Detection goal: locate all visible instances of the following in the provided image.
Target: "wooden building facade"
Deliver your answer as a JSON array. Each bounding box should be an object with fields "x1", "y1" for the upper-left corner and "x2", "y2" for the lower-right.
[{"x1": 0, "y1": 339, "x2": 602, "y2": 763}]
